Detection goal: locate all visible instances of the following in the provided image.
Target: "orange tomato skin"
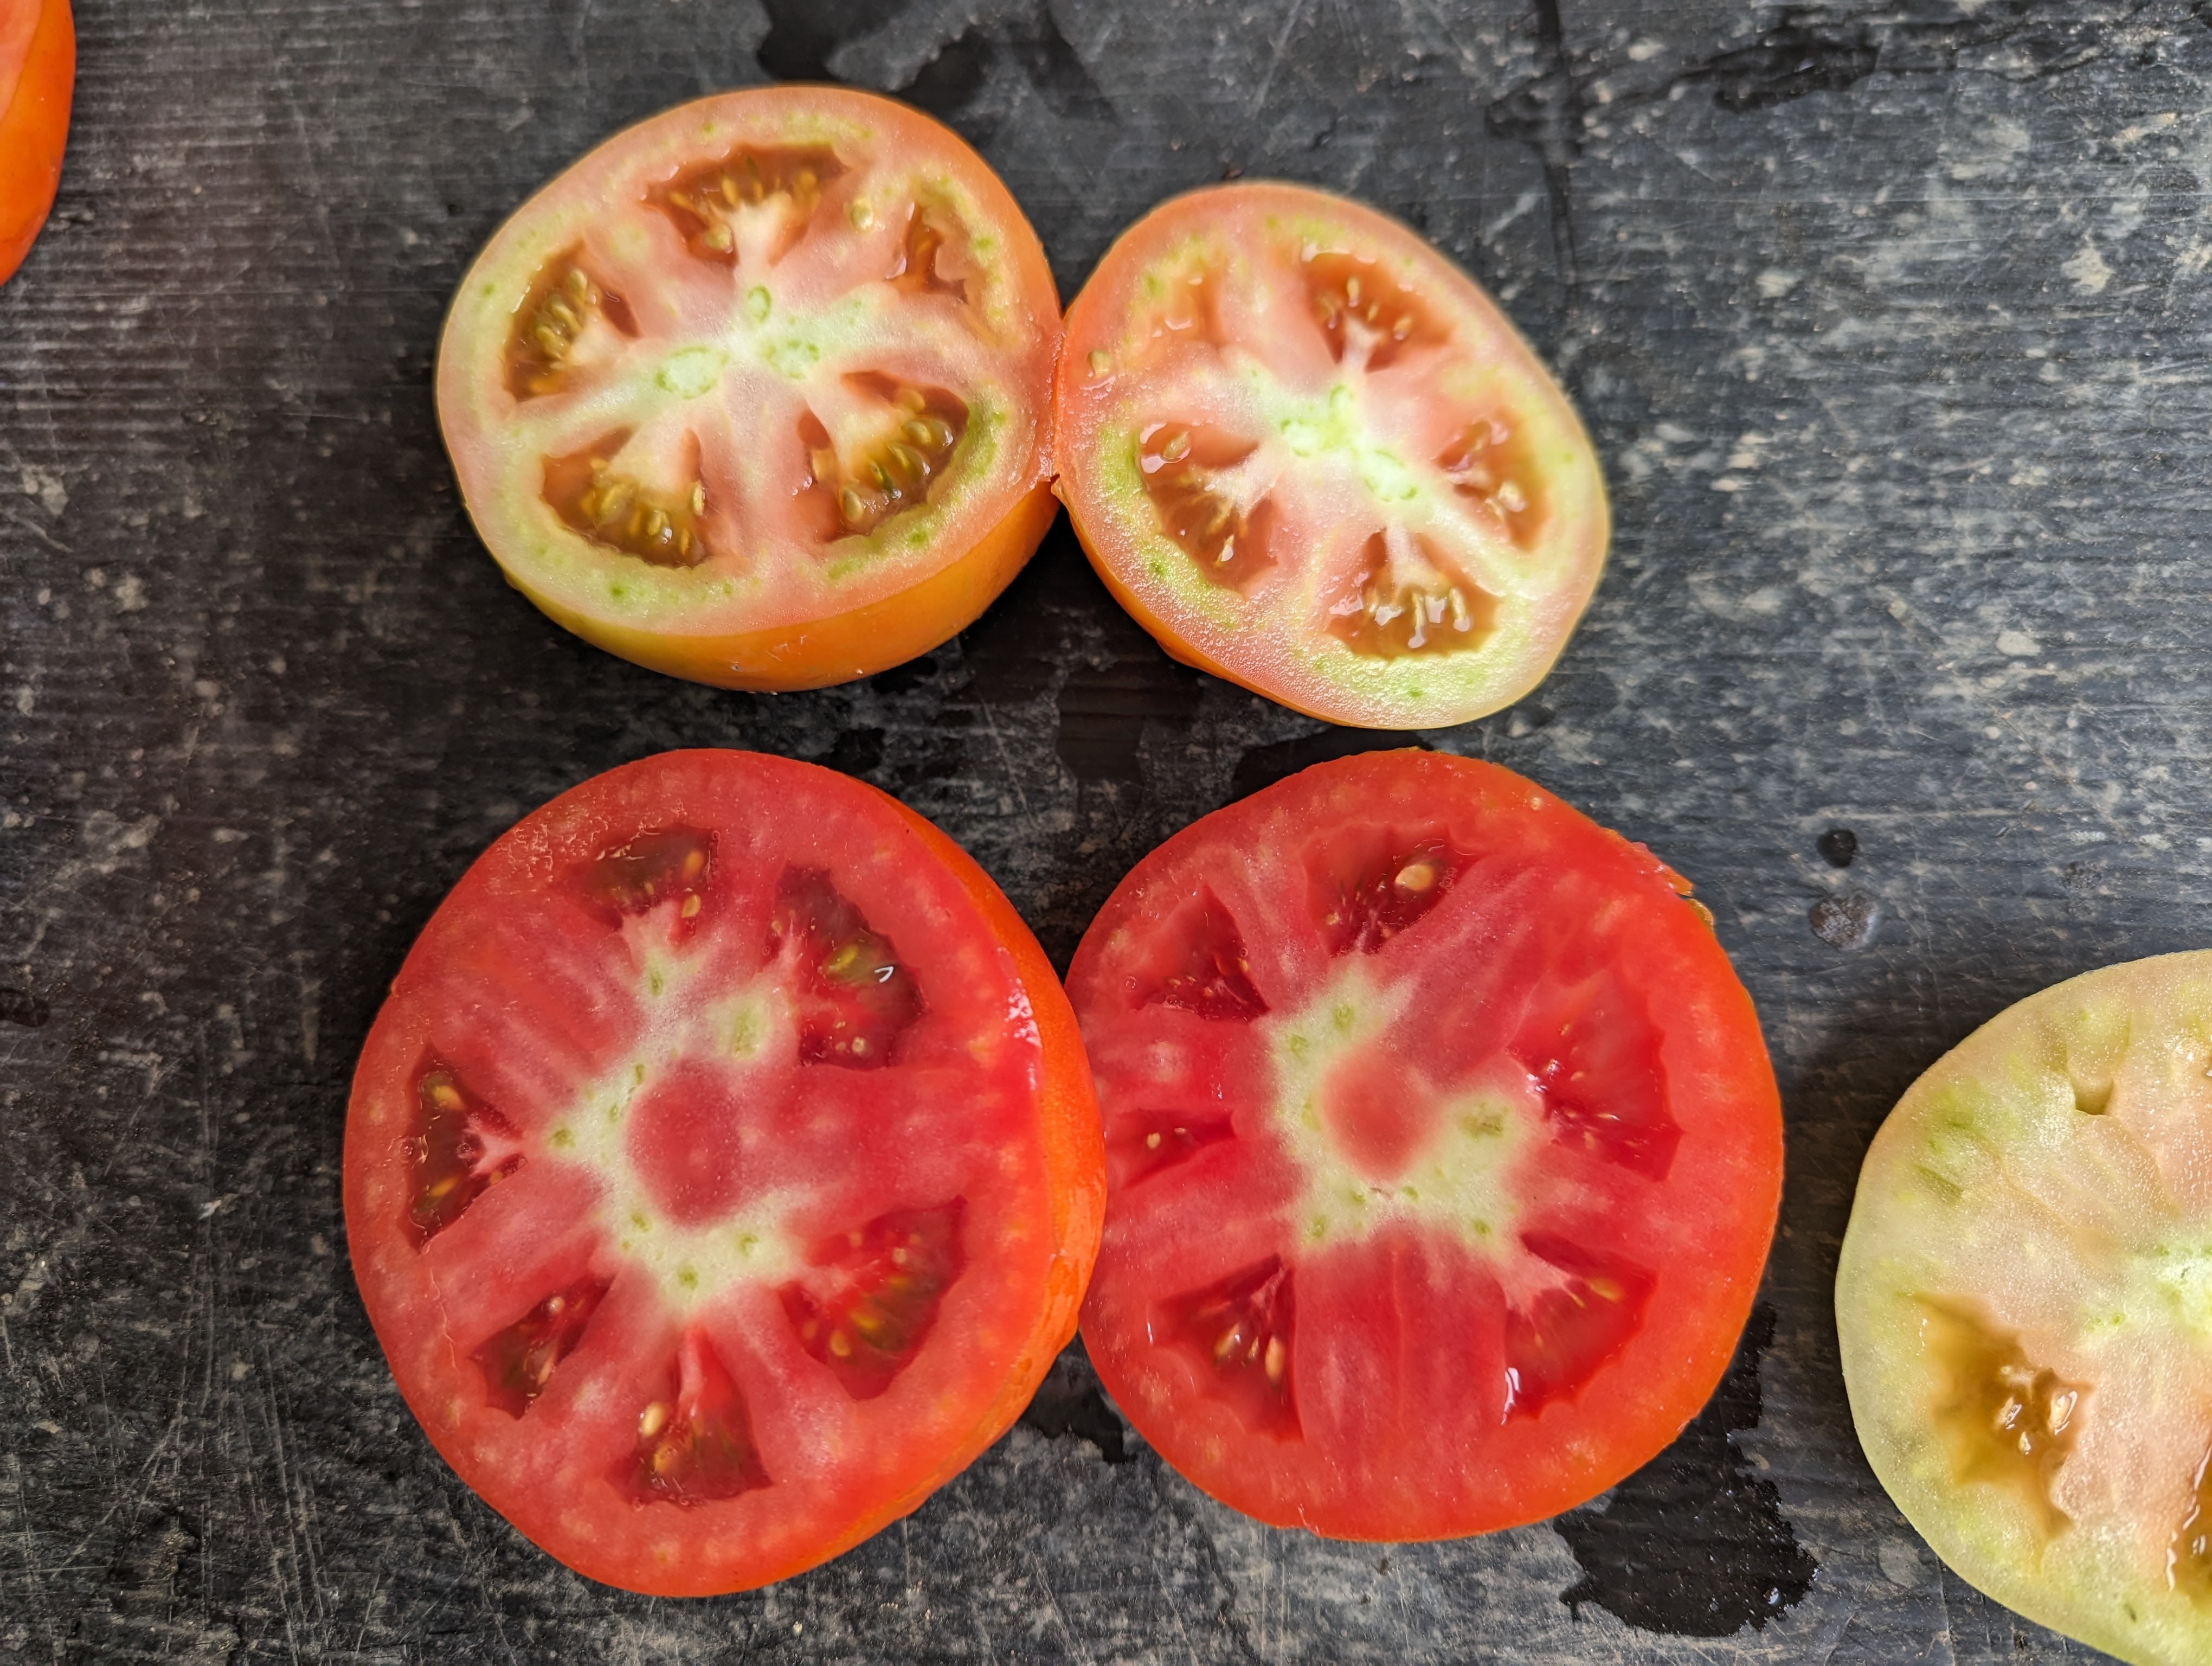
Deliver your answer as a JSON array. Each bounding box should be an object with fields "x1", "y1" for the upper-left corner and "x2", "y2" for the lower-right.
[
  {"x1": 0, "y1": 0, "x2": 73, "y2": 287},
  {"x1": 504, "y1": 480, "x2": 1062, "y2": 691}
]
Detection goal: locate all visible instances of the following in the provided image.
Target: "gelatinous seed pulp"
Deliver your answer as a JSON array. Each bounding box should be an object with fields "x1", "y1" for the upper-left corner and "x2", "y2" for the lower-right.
[
  {"x1": 475, "y1": 1276, "x2": 613, "y2": 1417},
  {"x1": 543, "y1": 431, "x2": 712, "y2": 567},
  {"x1": 1303, "y1": 250, "x2": 1444, "y2": 374},
  {"x1": 1503, "y1": 1233, "x2": 1655, "y2": 1418},
  {"x1": 650, "y1": 145, "x2": 847, "y2": 265},
  {"x1": 406, "y1": 1060, "x2": 522, "y2": 1246},
  {"x1": 781, "y1": 1203, "x2": 966, "y2": 1399},
  {"x1": 1112, "y1": 1110, "x2": 1235, "y2": 1190},
  {"x1": 800, "y1": 378, "x2": 969, "y2": 539},
  {"x1": 629, "y1": 1328, "x2": 770, "y2": 1504},
  {"x1": 772, "y1": 867, "x2": 924, "y2": 1065},
  {"x1": 1160, "y1": 1257, "x2": 1298, "y2": 1437},
  {"x1": 1310, "y1": 831, "x2": 1472, "y2": 958},
  {"x1": 1919, "y1": 1297, "x2": 2087, "y2": 1539},
  {"x1": 1516, "y1": 972, "x2": 1681, "y2": 1181},
  {"x1": 507, "y1": 252, "x2": 638, "y2": 399},
  {"x1": 1138, "y1": 422, "x2": 1274, "y2": 589},
  {"x1": 580, "y1": 826, "x2": 716, "y2": 925},
  {"x1": 1143, "y1": 894, "x2": 1268, "y2": 1020},
  {"x1": 1437, "y1": 416, "x2": 1546, "y2": 550},
  {"x1": 2171, "y1": 1448, "x2": 2212, "y2": 1600},
  {"x1": 888, "y1": 203, "x2": 968, "y2": 303},
  {"x1": 1328, "y1": 528, "x2": 1497, "y2": 659}
]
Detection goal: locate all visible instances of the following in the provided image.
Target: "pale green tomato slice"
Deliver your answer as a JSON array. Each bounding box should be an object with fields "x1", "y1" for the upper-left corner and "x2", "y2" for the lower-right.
[{"x1": 1837, "y1": 952, "x2": 2212, "y2": 1666}]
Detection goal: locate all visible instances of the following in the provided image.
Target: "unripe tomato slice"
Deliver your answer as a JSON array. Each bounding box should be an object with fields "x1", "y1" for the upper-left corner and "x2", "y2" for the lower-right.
[
  {"x1": 1056, "y1": 182, "x2": 1608, "y2": 730},
  {"x1": 1839, "y1": 953, "x2": 2212, "y2": 1666},
  {"x1": 0, "y1": 0, "x2": 73, "y2": 287},
  {"x1": 344, "y1": 752, "x2": 1103, "y2": 1594},
  {"x1": 1068, "y1": 751, "x2": 1780, "y2": 1538},
  {"x1": 436, "y1": 89, "x2": 1062, "y2": 690}
]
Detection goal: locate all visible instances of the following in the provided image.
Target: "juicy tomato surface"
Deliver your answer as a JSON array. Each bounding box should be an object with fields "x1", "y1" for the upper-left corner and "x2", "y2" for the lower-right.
[
  {"x1": 0, "y1": 0, "x2": 73, "y2": 286},
  {"x1": 1055, "y1": 183, "x2": 1608, "y2": 731},
  {"x1": 344, "y1": 752, "x2": 1103, "y2": 1594},
  {"x1": 1838, "y1": 953, "x2": 2212, "y2": 1666},
  {"x1": 436, "y1": 88, "x2": 1060, "y2": 691},
  {"x1": 1069, "y1": 751, "x2": 1780, "y2": 1539}
]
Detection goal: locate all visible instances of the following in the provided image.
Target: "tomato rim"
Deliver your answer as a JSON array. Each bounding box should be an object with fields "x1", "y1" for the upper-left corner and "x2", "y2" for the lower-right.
[{"x1": 0, "y1": 0, "x2": 73, "y2": 287}]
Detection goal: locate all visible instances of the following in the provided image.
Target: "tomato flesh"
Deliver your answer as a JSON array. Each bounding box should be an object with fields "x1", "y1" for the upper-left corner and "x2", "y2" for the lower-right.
[
  {"x1": 344, "y1": 752, "x2": 1102, "y2": 1594},
  {"x1": 1838, "y1": 952, "x2": 2212, "y2": 1666},
  {"x1": 1069, "y1": 751, "x2": 1781, "y2": 1539},
  {"x1": 1056, "y1": 183, "x2": 1608, "y2": 729},
  {"x1": 0, "y1": 0, "x2": 73, "y2": 286},
  {"x1": 436, "y1": 89, "x2": 1061, "y2": 690}
]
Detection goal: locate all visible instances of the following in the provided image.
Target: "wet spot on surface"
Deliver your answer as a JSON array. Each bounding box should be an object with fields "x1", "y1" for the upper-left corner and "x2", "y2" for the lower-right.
[
  {"x1": 1556, "y1": 1304, "x2": 1815, "y2": 1636},
  {"x1": 1055, "y1": 651, "x2": 1203, "y2": 782},
  {"x1": 1817, "y1": 827, "x2": 1858, "y2": 868},
  {"x1": 812, "y1": 725, "x2": 886, "y2": 780},
  {"x1": 1230, "y1": 727, "x2": 1429, "y2": 803},
  {"x1": 0, "y1": 986, "x2": 50, "y2": 1027},
  {"x1": 902, "y1": 28, "x2": 994, "y2": 119},
  {"x1": 1810, "y1": 892, "x2": 1879, "y2": 949},
  {"x1": 1020, "y1": 1341, "x2": 1133, "y2": 1464}
]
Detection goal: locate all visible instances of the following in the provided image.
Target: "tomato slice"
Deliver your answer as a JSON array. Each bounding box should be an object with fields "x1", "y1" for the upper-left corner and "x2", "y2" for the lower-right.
[
  {"x1": 1067, "y1": 751, "x2": 1780, "y2": 1539},
  {"x1": 1054, "y1": 182, "x2": 1608, "y2": 731},
  {"x1": 0, "y1": 0, "x2": 73, "y2": 287},
  {"x1": 1838, "y1": 953, "x2": 2212, "y2": 1666},
  {"x1": 343, "y1": 752, "x2": 1102, "y2": 1594},
  {"x1": 435, "y1": 88, "x2": 1061, "y2": 691}
]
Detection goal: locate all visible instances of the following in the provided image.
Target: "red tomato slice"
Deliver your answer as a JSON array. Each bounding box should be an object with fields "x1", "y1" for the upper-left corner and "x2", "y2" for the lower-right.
[
  {"x1": 1056, "y1": 182, "x2": 1608, "y2": 731},
  {"x1": 344, "y1": 752, "x2": 1102, "y2": 1593},
  {"x1": 0, "y1": 0, "x2": 73, "y2": 287},
  {"x1": 1068, "y1": 751, "x2": 1780, "y2": 1539},
  {"x1": 436, "y1": 88, "x2": 1061, "y2": 691}
]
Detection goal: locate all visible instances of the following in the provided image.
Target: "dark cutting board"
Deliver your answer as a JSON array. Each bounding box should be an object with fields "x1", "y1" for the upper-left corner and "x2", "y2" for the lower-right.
[{"x1": 3, "y1": 1, "x2": 2199, "y2": 1659}]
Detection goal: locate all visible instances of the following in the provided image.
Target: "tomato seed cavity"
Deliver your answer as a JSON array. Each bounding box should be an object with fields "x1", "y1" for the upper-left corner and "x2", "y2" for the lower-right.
[
  {"x1": 1920, "y1": 1297, "x2": 2087, "y2": 1539},
  {"x1": 404, "y1": 1059, "x2": 523, "y2": 1247},
  {"x1": 1110, "y1": 1110, "x2": 1235, "y2": 1193},
  {"x1": 1140, "y1": 894, "x2": 1268, "y2": 1021},
  {"x1": 798, "y1": 376, "x2": 968, "y2": 540},
  {"x1": 771, "y1": 867, "x2": 923, "y2": 1067},
  {"x1": 1308, "y1": 829, "x2": 1475, "y2": 958},
  {"x1": 577, "y1": 825, "x2": 717, "y2": 927},
  {"x1": 650, "y1": 145, "x2": 846, "y2": 266},
  {"x1": 507, "y1": 249, "x2": 639, "y2": 400},
  {"x1": 781, "y1": 1202, "x2": 966, "y2": 1400},
  {"x1": 1515, "y1": 970, "x2": 1681, "y2": 1181},
  {"x1": 1138, "y1": 422, "x2": 1274, "y2": 589},
  {"x1": 1303, "y1": 250, "x2": 1445, "y2": 374},
  {"x1": 1502, "y1": 1232, "x2": 1655, "y2": 1418},
  {"x1": 543, "y1": 430, "x2": 712, "y2": 567},
  {"x1": 2171, "y1": 1449, "x2": 2212, "y2": 1600},
  {"x1": 1438, "y1": 415, "x2": 1546, "y2": 550},
  {"x1": 1159, "y1": 1257, "x2": 1298, "y2": 1438},
  {"x1": 1327, "y1": 528, "x2": 1497, "y2": 659},
  {"x1": 627, "y1": 1327, "x2": 771, "y2": 1505},
  {"x1": 475, "y1": 1275, "x2": 613, "y2": 1417},
  {"x1": 887, "y1": 203, "x2": 969, "y2": 304}
]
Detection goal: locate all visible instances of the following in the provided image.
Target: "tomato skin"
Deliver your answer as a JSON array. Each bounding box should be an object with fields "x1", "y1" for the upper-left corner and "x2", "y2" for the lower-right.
[
  {"x1": 343, "y1": 753, "x2": 1102, "y2": 1594},
  {"x1": 437, "y1": 87, "x2": 1063, "y2": 692},
  {"x1": 1069, "y1": 751, "x2": 1781, "y2": 1539},
  {"x1": 1056, "y1": 183, "x2": 1609, "y2": 731},
  {"x1": 0, "y1": 0, "x2": 73, "y2": 287}
]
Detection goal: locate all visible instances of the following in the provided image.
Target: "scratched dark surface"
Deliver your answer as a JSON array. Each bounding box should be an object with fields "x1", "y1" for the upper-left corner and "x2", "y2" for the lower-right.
[{"x1": 6, "y1": 0, "x2": 2209, "y2": 1659}]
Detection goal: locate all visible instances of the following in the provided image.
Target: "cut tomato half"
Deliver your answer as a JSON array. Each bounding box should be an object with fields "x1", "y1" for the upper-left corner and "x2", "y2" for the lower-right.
[
  {"x1": 1056, "y1": 182, "x2": 1608, "y2": 730},
  {"x1": 1839, "y1": 953, "x2": 2212, "y2": 1666},
  {"x1": 436, "y1": 88, "x2": 1062, "y2": 690},
  {"x1": 1068, "y1": 751, "x2": 1780, "y2": 1538},
  {"x1": 0, "y1": 0, "x2": 73, "y2": 287},
  {"x1": 343, "y1": 752, "x2": 1102, "y2": 1593}
]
